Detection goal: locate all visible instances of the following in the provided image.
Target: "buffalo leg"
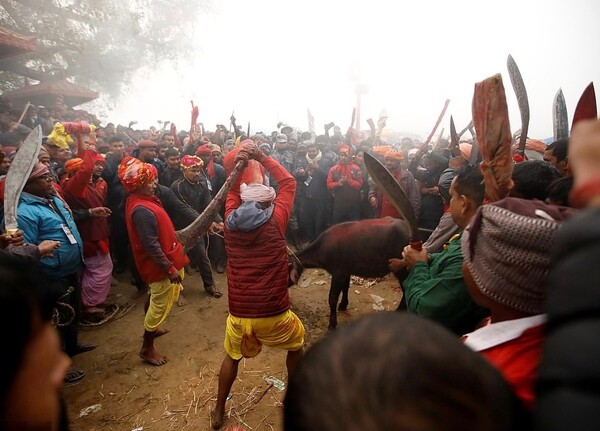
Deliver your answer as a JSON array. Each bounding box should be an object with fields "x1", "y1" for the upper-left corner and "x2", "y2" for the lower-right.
[
  {"x1": 338, "y1": 275, "x2": 351, "y2": 311},
  {"x1": 328, "y1": 275, "x2": 350, "y2": 329}
]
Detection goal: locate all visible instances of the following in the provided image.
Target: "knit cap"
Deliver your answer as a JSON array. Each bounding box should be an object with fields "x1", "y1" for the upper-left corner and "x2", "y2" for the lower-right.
[{"x1": 461, "y1": 197, "x2": 575, "y2": 314}]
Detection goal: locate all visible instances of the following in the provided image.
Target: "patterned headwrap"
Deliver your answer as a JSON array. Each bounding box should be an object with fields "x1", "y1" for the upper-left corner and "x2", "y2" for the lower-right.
[
  {"x1": 180, "y1": 155, "x2": 204, "y2": 170},
  {"x1": 118, "y1": 156, "x2": 157, "y2": 193},
  {"x1": 461, "y1": 197, "x2": 576, "y2": 314},
  {"x1": 64, "y1": 158, "x2": 83, "y2": 175},
  {"x1": 240, "y1": 183, "x2": 276, "y2": 203},
  {"x1": 384, "y1": 149, "x2": 404, "y2": 161},
  {"x1": 29, "y1": 161, "x2": 50, "y2": 180}
]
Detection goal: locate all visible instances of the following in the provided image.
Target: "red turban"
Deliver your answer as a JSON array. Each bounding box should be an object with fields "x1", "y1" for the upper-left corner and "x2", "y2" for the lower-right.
[
  {"x1": 180, "y1": 155, "x2": 203, "y2": 170},
  {"x1": 195, "y1": 144, "x2": 212, "y2": 156},
  {"x1": 118, "y1": 156, "x2": 157, "y2": 192}
]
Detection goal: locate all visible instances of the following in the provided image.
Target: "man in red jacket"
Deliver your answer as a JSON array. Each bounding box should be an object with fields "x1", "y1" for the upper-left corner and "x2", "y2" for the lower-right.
[
  {"x1": 119, "y1": 157, "x2": 189, "y2": 367},
  {"x1": 211, "y1": 141, "x2": 305, "y2": 430},
  {"x1": 327, "y1": 144, "x2": 364, "y2": 224},
  {"x1": 62, "y1": 150, "x2": 112, "y2": 317}
]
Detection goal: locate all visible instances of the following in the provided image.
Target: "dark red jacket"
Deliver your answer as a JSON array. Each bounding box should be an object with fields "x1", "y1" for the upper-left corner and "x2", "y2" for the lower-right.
[
  {"x1": 61, "y1": 149, "x2": 110, "y2": 257},
  {"x1": 125, "y1": 194, "x2": 188, "y2": 283},
  {"x1": 225, "y1": 157, "x2": 295, "y2": 318}
]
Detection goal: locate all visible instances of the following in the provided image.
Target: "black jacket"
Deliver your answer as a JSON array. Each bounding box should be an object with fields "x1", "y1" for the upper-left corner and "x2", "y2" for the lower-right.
[{"x1": 535, "y1": 208, "x2": 600, "y2": 431}]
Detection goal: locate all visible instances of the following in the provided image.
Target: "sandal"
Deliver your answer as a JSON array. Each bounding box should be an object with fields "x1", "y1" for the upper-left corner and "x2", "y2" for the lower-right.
[
  {"x1": 204, "y1": 285, "x2": 223, "y2": 298},
  {"x1": 64, "y1": 366, "x2": 86, "y2": 383}
]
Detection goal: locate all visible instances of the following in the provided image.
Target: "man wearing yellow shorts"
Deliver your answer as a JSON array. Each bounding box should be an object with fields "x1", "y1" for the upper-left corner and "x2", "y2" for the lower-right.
[
  {"x1": 120, "y1": 156, "x2": 189, "y2": 366},
  {"x1": 211, "y1": 142, "x2": 305, "y2": 429}
]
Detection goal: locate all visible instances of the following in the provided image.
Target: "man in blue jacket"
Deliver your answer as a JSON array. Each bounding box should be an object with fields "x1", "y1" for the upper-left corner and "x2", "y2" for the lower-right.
[{"x1": 17, "y1": 161, "x2": 95, "y2": 383}]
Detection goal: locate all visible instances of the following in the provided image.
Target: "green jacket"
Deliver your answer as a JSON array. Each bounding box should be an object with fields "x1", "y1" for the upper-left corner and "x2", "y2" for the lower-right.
[{"x1": 403, "y1": 233, "x2": 489, "y2": 335}]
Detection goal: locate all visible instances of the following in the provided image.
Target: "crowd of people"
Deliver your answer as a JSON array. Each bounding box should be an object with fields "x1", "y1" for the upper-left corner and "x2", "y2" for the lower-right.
[{"x1": 1, "y1": 91, "x2": 599, "y2": 430}]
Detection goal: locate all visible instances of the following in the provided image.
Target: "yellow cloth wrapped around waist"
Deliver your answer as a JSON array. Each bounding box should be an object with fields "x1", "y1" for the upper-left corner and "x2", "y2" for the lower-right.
[
  {"x1": 144, "y1": 270, "x2": 184, "y2": 332},
  {"x1": 224, "y1": 310, "x2": 305, "y2": 360}
]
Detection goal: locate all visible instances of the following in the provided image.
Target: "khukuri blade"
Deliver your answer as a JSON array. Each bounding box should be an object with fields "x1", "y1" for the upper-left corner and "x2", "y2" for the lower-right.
[
  {"x1": 3, "y1": 126, "x2": 42, "y2": 234},
  {"x1": 572, "y1": 82, "x2": 597, "y2": 130},
  {"x1": 507, "y1": 54, "x2": 530, "y2": 156},
  {"x1": 364, "y1": 152, "x2": 419, "y2": 241},
  {"x1": 552, "y1": 88, "x2": 569, "y2": 141},
  {"x1": 175, "y1": 160, "x2": 244, "y2": 250},
  {"x1": 449, "y1": 116, "x2": 460, "y2": 156}
]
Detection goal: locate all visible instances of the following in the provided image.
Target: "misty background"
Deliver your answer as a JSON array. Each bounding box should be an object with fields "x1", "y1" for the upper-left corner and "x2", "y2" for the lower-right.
[{"x1": 86, "y1": 0, "x2": 600, "y2": 139}]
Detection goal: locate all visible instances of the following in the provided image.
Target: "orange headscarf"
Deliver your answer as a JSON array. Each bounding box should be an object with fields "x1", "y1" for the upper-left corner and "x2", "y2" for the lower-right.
[
  {"x1": 64, "y1": 158, "x2": 83, "y2": 175},
  {"x1": 384, "y1": 149, "x2": 404, "y2": 161},
  {"x1": 118, "y1": 156, "x2": 157, "y2": 193}
]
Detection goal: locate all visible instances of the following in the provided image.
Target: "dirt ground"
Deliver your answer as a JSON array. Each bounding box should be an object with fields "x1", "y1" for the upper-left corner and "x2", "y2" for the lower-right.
[{"x1": 64, "y1": 267, "x2": 403, "y2": 431}]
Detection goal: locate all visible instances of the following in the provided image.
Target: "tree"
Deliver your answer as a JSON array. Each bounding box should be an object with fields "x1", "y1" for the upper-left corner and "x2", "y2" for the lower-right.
[{"x1": 0, "y1": 0, "x2": 210, "y2": 96}]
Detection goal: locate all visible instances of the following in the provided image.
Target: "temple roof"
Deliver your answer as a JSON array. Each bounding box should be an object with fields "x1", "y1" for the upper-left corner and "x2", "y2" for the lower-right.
[
  {"x1": 1, "y1": 79, "x2": 99, "y2": 107},
  {"x1": 0, "y1": 26, "x2": 37, "y2": 60}
]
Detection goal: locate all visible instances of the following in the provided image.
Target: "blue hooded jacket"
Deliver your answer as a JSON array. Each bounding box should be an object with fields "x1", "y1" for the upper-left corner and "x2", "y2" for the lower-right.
[{"x1": 15, "y1": 192, "x2": 84, "y2": 278}]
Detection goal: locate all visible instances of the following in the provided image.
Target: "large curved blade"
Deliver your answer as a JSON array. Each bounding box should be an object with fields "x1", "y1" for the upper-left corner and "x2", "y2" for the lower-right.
[
  {"x1": 364, "y1": 152, "x2": 419, "y2": 239},
  {"x1": 507, "y1": 54, "x2": 530, "y2": 155},
  {"x1": 552, "y1": 88, "x2": 569, "y2": 141},
  {"x1": 175, "y1": 160, "x2": 244, "y2": 250},
  {"x1": 572, "y1": 82, "x2": 597, "y2": 130},
  {"x1": 3, "y1": 126, "x2": 42, "y2": 232},
  {"x1": 449, "y1": 116, "x2": 460, "y2": 156}
]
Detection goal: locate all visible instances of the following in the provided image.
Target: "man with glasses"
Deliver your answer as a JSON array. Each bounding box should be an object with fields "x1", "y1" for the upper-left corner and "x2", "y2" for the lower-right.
[{"x1": 14, "y1": 161, "x2": 94, "y2": 383}]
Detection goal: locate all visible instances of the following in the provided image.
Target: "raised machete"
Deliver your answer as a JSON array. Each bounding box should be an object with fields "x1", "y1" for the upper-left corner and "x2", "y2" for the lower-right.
[
  {"x1": 552, "y1": 88, "x2": 569, "y2": 141},
  {"x1": 364, "y1": 152, "x2": 421, "y2": 249},
  {"x1": 3, "y1": 126, "x2": 42, "y2": 234},
  {"x1": 507, "y1": 54, "x2": 530, "y2": 156},
  {"x1": 571, "y1": 82, "x2": 597, "y2": 130},
  {"x1": 449, "y1": 115, "x2": 460, "y2": 157}
]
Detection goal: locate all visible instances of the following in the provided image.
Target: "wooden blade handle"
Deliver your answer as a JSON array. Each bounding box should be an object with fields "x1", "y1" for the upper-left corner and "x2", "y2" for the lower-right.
[{"x1": 410, "y1": 240, "x2": 423, "y2": 251}]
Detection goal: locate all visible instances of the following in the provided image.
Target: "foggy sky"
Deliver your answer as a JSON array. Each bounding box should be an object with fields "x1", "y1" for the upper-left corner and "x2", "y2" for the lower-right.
[{"x1": 101, "y1": 0, "x2": 600, "y2": 141}]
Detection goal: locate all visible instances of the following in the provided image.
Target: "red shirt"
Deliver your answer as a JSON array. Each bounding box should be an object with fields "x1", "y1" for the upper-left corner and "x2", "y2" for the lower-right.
[{"x1": 464, "y1": 316, "x2": 545, "y2": 410}]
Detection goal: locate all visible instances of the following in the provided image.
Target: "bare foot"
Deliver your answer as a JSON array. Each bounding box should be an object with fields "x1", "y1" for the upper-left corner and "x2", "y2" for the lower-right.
[
  {"x1": 177, "y1": 293, "x2": 189, "y2": 307},
  {"x1": 155, "y1": 327, "x2": 170, "y2": 338},
  {"x1": 139, "y1": 349, "x2": 169, "y2": 366},
  {"x1": 211, "y1": 409, "x2": 224, "y2": 429}
]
